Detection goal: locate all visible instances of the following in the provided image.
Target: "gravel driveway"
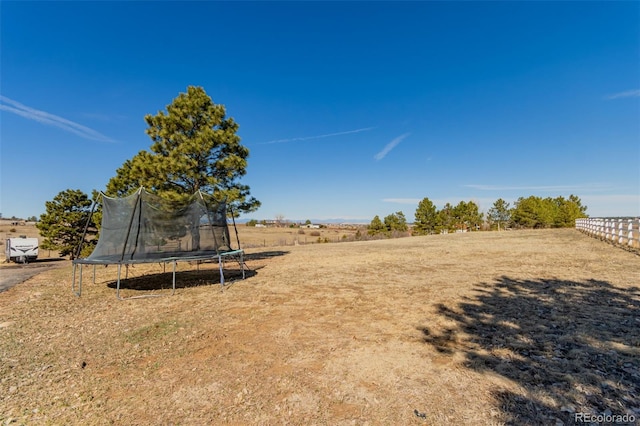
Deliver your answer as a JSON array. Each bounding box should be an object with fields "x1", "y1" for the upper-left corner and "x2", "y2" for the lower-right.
[{"x1": 0, "y1": 260, "x2": 67, "y2": 293}]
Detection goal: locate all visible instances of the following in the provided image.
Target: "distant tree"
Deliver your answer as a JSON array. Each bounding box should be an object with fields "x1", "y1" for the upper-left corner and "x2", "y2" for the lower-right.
[
  {"x1": 246, "y1": 219, "x2": 258, "y2": 227},
  {"x1": 511, "y1": 196, "x2": 545, "y2": 228},
  {"x1": 27, "y1": 216, "x2": 38, "y2": 222},
  {"x1": 452, "y1": 201, "x2": 483, "y2": 231},
  {"x1": 487, "y1": 198, "x2": 511, "y2": 231},
  {"x1": 553, "y1": 195, "x2": 588, "y2": 227},
  {"x1": 435, "y1": 203, "x2": 455, "y2": 233},
  {"x1": 105, "y1": 86, "x2": 260, "y2": 215},
  {"x1": 36, "y1": 189, "x2": 97, "y2": 259},
  {"x1": 384, "y1": 211, "x2": 408, "y2": 233},
  {"x1": 368, "y1": 215, "x2": 386, "y2": 236},
  {"x1": 305, "y1": 219, "x2": 312, "y2": 225},
  {"x1": 466, "y1": 201, "x2": 484, "y2": 230},
  {"x1": 413, "y1": 197, "x2": 438, "y2": 235},
  {"x1": 275, "y1": 214, "x2": 286, "y2": 227},
  {"x1": 511, "y1": 195, "x2": 586, "y2": 229}
]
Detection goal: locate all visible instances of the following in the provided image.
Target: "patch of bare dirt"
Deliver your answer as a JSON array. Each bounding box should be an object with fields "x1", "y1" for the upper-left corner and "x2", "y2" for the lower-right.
[{"x1": 1, "y1": 229, "x2": 638, "y2": 425}]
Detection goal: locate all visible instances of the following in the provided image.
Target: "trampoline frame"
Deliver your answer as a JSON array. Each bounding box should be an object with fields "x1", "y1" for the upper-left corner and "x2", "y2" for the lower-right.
[{"x1": 72, "y1": 249, "x2": 245, "y2": 300}]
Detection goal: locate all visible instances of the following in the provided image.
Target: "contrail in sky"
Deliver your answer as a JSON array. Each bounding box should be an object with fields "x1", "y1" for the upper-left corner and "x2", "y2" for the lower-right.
[
  {"x1": 605, "y1": 89, "x2": 640, "y2": 100},
  {"x1": 260, "y1": 127, "x2": 375, "y2": 144},
  {"x1": 374, "y1": 133, "x2": 410, "y2": 161},
  {"x1": 0, "y1": 95, "x2": 116, "y2": 143}
]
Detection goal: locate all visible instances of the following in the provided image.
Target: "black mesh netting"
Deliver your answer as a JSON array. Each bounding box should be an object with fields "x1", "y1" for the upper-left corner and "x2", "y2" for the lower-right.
[{"x1": 78, "y1": 189, "x2": 233, "y2": 264}]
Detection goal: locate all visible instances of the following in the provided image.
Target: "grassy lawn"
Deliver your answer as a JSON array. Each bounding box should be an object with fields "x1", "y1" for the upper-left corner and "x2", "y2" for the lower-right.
[{"x1": 1, "y1": 228, "x2": 638, "y2": 425}]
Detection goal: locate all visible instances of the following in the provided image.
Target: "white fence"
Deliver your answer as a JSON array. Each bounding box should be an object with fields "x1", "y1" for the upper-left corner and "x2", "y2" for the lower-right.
[{"x1": 575, "y1": 217, "x2": 640, "y2": 249}]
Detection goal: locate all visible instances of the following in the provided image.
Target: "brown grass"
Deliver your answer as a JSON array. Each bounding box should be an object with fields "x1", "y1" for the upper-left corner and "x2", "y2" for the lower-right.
[
  {"x1": 236, "y1": 225, "x2": 362, "y2": 247},
  {"x1": 1, "y1": 229, "x2": 639, "y2": 425}
]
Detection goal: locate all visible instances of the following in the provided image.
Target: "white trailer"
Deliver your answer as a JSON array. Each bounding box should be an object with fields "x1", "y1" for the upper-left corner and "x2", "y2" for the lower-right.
[{"x1": 6, "y1": 236, "x2": 39, "y2": 263}]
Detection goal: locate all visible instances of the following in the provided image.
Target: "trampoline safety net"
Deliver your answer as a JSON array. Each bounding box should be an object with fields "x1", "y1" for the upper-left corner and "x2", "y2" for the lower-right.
[{"x1": 79, "y1": 188, "x2": 233, "y2": 264}]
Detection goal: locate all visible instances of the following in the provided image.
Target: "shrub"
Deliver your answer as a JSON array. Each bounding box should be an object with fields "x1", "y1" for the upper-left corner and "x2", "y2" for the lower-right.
[
  {"x1": 298, "y1": 229, "x2": 305, "y2": 235},
  {"x1": 310, "y1": 231, "x2": 321, "y2": 237}
]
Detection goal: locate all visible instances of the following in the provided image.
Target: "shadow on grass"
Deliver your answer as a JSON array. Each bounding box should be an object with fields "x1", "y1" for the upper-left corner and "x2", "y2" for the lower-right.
[
  {"x1": 31, "y1": 257, "x2": 67, "y2": 264},
  {"x1": 419, "y1": 276, "x2": 640, "y2": 425},
  {"x1": 244, "y1": 250, "x2": 290, "y2": 261},
  {"x1": 103, "y1": 250, "x2": 288, "y2": 292},
  {"x1": 107, "y1": 268, "x2": 257, "y2": 291}
]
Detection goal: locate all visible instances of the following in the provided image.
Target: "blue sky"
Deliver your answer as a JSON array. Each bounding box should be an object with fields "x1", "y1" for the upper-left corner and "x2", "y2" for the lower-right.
[{"x1": 1, "y1": 1, "x2": 639, "y2": 222}]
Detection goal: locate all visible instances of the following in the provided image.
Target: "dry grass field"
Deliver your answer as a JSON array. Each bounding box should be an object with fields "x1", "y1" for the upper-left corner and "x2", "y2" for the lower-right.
[
  {"x1": 1, "y1": 228, "x2": 639, "y2": 425},
  {"x1": 0, "y1": 221, "x2": 40, "y2": 242},
  {"x1": 235, "y1": 224, "x2": 365, "y2": 248}
]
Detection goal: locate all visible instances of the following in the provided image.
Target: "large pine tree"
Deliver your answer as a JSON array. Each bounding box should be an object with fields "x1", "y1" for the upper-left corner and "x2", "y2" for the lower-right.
[{"x1": 106, "y1": 86, "x2": 260, "y2": 214}]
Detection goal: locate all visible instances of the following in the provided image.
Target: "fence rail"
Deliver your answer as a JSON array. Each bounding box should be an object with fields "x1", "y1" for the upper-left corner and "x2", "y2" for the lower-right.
[{"x1": 575, "y1": 217, "x2": 640, "y2": 249}]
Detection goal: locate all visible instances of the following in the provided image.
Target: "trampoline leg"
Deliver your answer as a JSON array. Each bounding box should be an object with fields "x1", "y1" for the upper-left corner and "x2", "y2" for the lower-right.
[
  {"x1": 116, "y1": 264, "x2": 122, "y2": 300},
  {"x1": 72, "y1": 263, "x2": 82, "y2": 297},
  {"x1": 219, "y1": 255, "x2": 225, "y2": 287},
  {"x1": 241, "y1": 252, "x2": 245, "y2": 279},
  {"x1": 172, "y1": 260, "x2": 176, "y2": 295},
  {"x1": 93, "y1": 265, "x2": 96, "y2": 284}
]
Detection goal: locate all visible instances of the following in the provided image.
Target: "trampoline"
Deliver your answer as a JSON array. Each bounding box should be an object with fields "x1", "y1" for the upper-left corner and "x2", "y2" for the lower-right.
[{"x1": 72, "y1": 188, "x2": 247, "y2": 300}]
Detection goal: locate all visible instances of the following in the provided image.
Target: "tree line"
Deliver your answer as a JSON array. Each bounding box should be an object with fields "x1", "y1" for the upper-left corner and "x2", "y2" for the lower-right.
[{"x1": 368, "y1": 195, "x2": 588, "y2": 236}]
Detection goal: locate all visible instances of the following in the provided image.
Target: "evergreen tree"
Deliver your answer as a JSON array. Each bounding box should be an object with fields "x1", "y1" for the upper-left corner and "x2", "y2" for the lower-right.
[
  {"x1": 488, "y1": 198, "x2": 511, "y2": 231},
  {"x1": 511, "y1": 196, "x2": 543, "y2": 228},
  {"x1": 106, "y1": 86, "x2": 260, "y2": 215},
  {"x1": 384, "y1": 211, "x2": 408, "y2": 233},
  {"x1": 553, "y1": 195, "x2": 588, "y2": 227},
  {"x1": 36, "y1": 189, "x2": 97, "y2": 259},
  {"x1": 413, "y1": 197, "x2": 437, "y2": 235},
  {"x1": 435, "y1": 203, "x2": 455, "y2": 233},
  {"x1": 511, "y1": 195, "x2": 587, "y2": 229},
  {"x1": 452, "y1": 201, "x2": 483, "y2": 231},
  {"x1": 368, "y1": 215, "x2": 386, "y2": 236}
]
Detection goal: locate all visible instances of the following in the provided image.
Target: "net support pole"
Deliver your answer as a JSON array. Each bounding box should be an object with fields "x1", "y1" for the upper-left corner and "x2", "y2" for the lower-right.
[
  {"x1": 229, "y1": 204, "x2": 241, "y2": 250},
  {"x1": 74, "y1": 200, "x2": 98, "y2": 260},
  {"x1": 120, "y1": 188, "x2": 143, "y2": 263}
]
